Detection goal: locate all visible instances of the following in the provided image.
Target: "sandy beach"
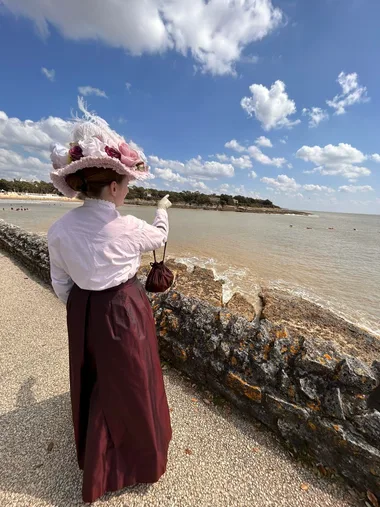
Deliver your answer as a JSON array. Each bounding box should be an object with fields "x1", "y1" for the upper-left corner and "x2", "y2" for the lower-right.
[{"x1": 0, "y1": 193, "x2": 80, "y2": 202}]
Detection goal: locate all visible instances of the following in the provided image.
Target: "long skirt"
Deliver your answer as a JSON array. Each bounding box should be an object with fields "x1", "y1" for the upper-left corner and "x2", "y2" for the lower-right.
[{"x1": 66, "y1": 276, "x2": 172, "y2": 503}]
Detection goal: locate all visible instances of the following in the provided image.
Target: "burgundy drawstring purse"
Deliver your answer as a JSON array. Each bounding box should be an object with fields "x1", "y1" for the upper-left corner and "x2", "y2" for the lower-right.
[{"x1": 145, "y1": 243, "x2": 174, "y2": 293}]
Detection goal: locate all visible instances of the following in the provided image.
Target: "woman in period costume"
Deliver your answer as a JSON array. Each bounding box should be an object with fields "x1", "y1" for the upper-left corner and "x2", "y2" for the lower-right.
[{"x1": 47, "y1": 100, "x2": 172, "y2": 503}]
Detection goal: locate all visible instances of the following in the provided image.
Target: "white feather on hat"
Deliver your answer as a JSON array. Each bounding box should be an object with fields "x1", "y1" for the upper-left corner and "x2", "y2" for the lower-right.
[{"x1": 50, "y1": 97, "x2": 149, "y2": 198}]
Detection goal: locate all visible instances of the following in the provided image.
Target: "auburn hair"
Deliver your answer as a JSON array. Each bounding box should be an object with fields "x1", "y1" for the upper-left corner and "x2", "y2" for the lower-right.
[{"x1": 65, "y1": 167, "x2": 124, "y2": 198}]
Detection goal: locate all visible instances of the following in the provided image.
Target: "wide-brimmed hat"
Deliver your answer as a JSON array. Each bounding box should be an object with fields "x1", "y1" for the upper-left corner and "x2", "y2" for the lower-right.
[{"x1": 50, "y1": 97, "x2": 150, "y2": 198}]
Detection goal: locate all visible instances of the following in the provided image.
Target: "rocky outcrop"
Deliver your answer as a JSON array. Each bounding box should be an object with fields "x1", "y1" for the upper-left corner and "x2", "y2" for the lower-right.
[
  {"x1": 226, "y1": 292, "x2": 256, "y2": 322},
  {"x1": 261, "y1": 287, "x2": 380, "y2": 366},
  {"x1": 1, "y1": 220, "x2": 379, "y2": 501}
]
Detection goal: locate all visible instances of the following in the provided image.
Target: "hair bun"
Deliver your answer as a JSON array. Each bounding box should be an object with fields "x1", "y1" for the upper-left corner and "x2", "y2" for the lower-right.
[{"x1": 65, "y1": 171, "x2": 85, "y2": 192}]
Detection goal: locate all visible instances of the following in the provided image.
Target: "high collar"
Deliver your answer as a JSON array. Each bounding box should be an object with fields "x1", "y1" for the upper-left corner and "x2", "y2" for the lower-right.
[{"x1": 83, "y1": 198, "x2": 116, "y2": 210}]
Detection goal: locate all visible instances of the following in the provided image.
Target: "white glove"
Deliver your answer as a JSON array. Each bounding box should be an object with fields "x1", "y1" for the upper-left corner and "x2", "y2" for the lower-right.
[{"x1": 157, "y1": 194, "x2": 172, "y2": 210}]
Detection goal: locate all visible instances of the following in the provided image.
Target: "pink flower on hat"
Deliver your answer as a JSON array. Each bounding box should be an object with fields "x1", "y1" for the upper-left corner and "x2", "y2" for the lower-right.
[
  {"x1": 69, "y1": 145, "x2": 84, "y2": 162},
  {"x1": 119, "y1": 142, "x2": 142, "y2": 168},
  {"x1": 105, "y1": 146, "x2": 121, "y2": 159}
]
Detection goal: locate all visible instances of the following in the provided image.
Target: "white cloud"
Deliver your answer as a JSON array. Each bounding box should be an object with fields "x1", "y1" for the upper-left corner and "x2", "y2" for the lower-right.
[
  {"x1": 241, "y1": 80, "x2": 301, "y2": 130},
  {"x1": 247, "y1": 145, "x2": 286, "y2": 167},
  {"x1": 249, "y1": 170, "x2": 257, "y2": 179},
  {"x1": 279, "y1": 137, "x2": 287, "y2": 144},
  {"x1": 216, "y1": 183, "x2": 230, "y2": 194},
  {"x1": 149, "y1": 155, "x2": 234, "y2": 179},
  {"x1": 338, "y1": 185, "x2": 374, "y2": 193},
  {"x1": 303, "y1": 184, "x2": 335, "y2": 194},
  {"x1": 78, "y1": 86, "x2": 108, "y2": 98},
  {"x1": 190, "y1": 180, "x2": 211, "y2": 192},
  {"x1": 41, "y1": 67, "x2": 55, "y2": 82},
  {"x1": 230, "y1": 155, "x2": 252, "y2": 169},
  {"x1": 326, "y1": 71, "x2": 369, "y2": 115},
  {"x1": 215, "y1": 153, "x2": 252, "y2": 169},
  {"x1": 302, "y1": 107, "x2": 328, "y2": 128},
  {"x1": 154, "y1": 167, "x2": 188, "y2": 184},
  {"x1": 255, "y1": 136, "x2": 272, "y2": 147},
  {"x1": 3, "y1": 0, "x2": 282, "y2": 76},
  {"x1": 126, "y1": 82, "x2": 132, "y2": 92},
  {"x1": 297, "y1": 143, "x2": 365, "y2": 166},
  {"x1": 0, "y1": 148, "x2": 51, "y2": 181},
  {"x1": 0, "y1": 110, "x2": 72, "y2": 152},
  {"x1": 261, "y1": 174, "x2": 301, "y2": 193},
  {"x1": 230, "y1": 185, "x2": 262, "y2": 199},
  {"x1": 224, "y1": 139, "x2": 245, "y2": 152},
  {"x1": 371, "y1": 154, "x2": 380, "y2": 162},
  {"x1": 296, "y1": 143, "x2": 370, "y2": 180},
  {"x1": 225, "y1": 139, "x2": 286, "y2": 167},
  {"x1": 154, "y1": 167, "x2": 212, "y2": 193}
]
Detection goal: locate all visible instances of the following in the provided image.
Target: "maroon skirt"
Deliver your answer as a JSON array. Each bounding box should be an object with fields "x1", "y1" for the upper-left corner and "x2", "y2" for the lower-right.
[{"x1": 66, "y1": 276, "x2": 172, "y2": 503}]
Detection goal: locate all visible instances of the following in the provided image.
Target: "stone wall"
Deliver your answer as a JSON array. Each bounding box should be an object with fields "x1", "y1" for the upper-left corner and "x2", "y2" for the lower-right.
[
  {"x1": 1, "y1": 220, "x2": 379, "y2": 500},
  {"x1": 0, "y1": 220, "x2": 51, "y2": 283}
]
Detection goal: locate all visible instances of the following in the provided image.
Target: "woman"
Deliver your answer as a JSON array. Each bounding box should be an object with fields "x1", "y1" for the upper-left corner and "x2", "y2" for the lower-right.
[{"x1": 47, "y1": 102, "x2": 172, "y2": 503}]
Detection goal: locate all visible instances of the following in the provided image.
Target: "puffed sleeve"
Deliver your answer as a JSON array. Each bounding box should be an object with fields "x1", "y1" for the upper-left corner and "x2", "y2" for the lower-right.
[
  {"x1": 138, "y1": 209, "x2": 169, "y2": 253},
  {"x1": 47, "y1": 229, "x2": 74, "y2": 304}
]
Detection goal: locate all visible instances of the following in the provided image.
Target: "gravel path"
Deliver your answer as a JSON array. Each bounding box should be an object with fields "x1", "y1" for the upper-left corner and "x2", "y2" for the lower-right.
[{"x1": 0, "y1": 253, "x2": 364, "y2": 507}]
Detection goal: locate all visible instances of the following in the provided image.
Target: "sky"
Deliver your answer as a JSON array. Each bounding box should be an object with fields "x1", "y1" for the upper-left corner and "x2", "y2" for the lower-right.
[{"x1": 0, "y1": 0, "x2": 379, "y2": 214}]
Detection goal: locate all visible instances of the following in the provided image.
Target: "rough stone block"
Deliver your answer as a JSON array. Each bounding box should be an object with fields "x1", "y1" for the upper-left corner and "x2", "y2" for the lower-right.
[
  {"x1": 341, "y1": 392, "x2": 369, "y2": 419},
  {"x1": 372, "y1": 360, "x2": 380, "y2": 381},
  {"x1": 296, "y1": 336, "x2": 342, "y2": 376},
  {"x1": 321, "y1": 387, "x2": 345, "y2": 420},
  {"x1": 172, "y1": 265, "x2": 223, "y2": 308},
  {"x1": 226, "y1": 372, "x2": 262, "y2": 403},
  {"x1": 278, "y1": 416, "x2": 380, "y2": 498},
  {"x1": 218, "y1": 341, "x2": 231, "y2": 359},
  {"x1": 266, "y1": 393, "x2": 309, "y2": 420},
  {"x1": 368, "y1": 385, "x2": 380, "y2": 411},
  {"x1": 337, "y1": 357, "x2": 378, "y2": 393},
  {"x1": 299, "y1": 377, "x2": 320, "y2": 401},
  {"x1": 249, "y1": 360, "x2": 279, "y2": 387},
  {"x1": 270, "y1": 336, "x2": 303, "y2": 369},
  {"x1": 353, "y1": 411, "x2": 380, "y2": 449},
  {"x1": 172, "y1": 343, "x2": 188, "y2": 362},
  {"x1": 277, "y1": 370, "x2": 299, "y2": 403}
]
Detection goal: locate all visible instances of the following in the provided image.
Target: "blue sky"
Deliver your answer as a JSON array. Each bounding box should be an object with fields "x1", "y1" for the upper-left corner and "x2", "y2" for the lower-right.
[{"x1": 0, "y1": 0, "x2": 379, "y2": 213}]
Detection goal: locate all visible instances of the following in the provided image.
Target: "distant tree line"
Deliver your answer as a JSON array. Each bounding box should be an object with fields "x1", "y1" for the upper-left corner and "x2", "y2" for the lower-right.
[
  {"x1": 0, "y1": 178, "x2": 277, "y2": 208},
  {"x1": 127, "y1": 187, "x2": 277, "y2": 208},
  {"x1": 0, "y1": 179, "x2": 56, "y2": 194}
]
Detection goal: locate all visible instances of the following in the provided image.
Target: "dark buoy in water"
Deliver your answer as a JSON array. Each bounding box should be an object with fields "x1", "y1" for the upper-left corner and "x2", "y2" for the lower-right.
[
  {"x1": 289, "y1": 224, "x2": 293, "y2": 227},
  {"x1": 306, "y1": 227, "x2": 312, "y2": 230},
  {"x1": 353, "y1": 228, "x2": 357, "y2": 231}
]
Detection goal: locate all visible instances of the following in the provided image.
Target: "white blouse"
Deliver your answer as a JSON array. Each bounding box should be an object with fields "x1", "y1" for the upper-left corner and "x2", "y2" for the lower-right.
[{"x1": 47, "y1": 198, "x2": 169, "y2": 304}]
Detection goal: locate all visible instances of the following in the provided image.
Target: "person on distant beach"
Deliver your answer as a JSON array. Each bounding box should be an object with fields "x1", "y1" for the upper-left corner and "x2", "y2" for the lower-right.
[{"x1": 47, "y1": 99, "x2": 172, "y2": 503}]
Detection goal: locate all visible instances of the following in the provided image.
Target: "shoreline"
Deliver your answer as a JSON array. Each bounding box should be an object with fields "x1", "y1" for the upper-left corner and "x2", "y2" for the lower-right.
[
  {"x1": 0, "y1": 194, "x2": 80, "y2": 203},
  {"x1": 0, "y1": 194, "x2": 310, "y2": 215}
]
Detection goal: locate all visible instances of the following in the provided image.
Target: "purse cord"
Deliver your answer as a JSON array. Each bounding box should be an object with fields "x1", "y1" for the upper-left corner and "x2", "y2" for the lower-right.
[{"x1": 153, "y1": 242, "x2": 168, "y2": 264}]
